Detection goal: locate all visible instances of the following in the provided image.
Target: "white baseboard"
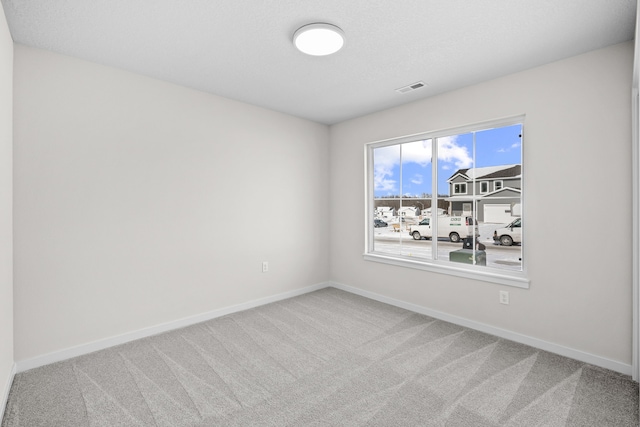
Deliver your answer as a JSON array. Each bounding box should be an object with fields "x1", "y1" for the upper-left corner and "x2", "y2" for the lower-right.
[
  {"x1": 1, "y1": 363, "x2": 16, "y2": 423},
  {"x1": 329, "y1": 281, "x2": 632, "y2": 376},
  {"x1": 15, "y1": 282, "x2": 330, "y2": 373},
  {"x1": 14, "y1": 280, "x2": 632, "y2": 377}
]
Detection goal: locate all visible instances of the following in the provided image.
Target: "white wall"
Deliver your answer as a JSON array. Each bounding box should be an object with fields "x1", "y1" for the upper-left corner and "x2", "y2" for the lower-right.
[
  {"x1": 0, "y1": 1, "x2": 13, "y2": 419},
  {"x1": 633, "y1": 11, "x2": 640, "y2": 381},
  {"x1": 0, "y1": 0, "x2": 14, "y2": 419},
  {"x1": 330, "y1": 42, "x2": 634, "y2": 365},
  {"x1": 0, "y1": 1, "x2": 13, "y2": 416},
  {"x1": 13, "y1": 45, "x2": 330, "y2": 361}
]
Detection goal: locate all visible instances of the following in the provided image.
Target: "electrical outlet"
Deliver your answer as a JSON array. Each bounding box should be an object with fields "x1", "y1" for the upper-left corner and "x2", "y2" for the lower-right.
[
  {"x1": 499, "y1": 290, "x2": 509, "y2": 305},
  {"x1": 262, "y1": 261, "x2": 268, "y2": 273}
]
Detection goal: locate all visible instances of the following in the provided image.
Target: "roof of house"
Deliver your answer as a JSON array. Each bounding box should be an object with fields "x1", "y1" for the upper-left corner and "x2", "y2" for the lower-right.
[
  {"x1": 448, "y1": 165, "x2": 521, "y2": 182},
  {"x1": 482, "y1": 187, "x2": 522, "y2": 198}
]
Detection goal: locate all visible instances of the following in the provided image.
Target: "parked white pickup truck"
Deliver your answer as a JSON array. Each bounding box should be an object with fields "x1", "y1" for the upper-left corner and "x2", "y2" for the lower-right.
[{"x1": 409, "y1": 216, "x2": 479, "y2": 242}]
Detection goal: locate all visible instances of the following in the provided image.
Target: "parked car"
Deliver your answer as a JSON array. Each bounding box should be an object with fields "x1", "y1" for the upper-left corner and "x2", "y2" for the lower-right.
[
  {"x1": 374, "y1": 219, "x2": 388, "y2": 228},
  {"x1": 408, "y1": 216, "x2": 479, "y2": 242},
  {"x1": 493, "y1": 217, "x2": 522, "y2": 246}
]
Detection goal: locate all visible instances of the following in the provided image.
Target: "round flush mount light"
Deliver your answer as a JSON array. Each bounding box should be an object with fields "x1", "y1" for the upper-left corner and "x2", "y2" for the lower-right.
[{"x1": 293, "y1": 23, "x2": 345, "y2": 56}]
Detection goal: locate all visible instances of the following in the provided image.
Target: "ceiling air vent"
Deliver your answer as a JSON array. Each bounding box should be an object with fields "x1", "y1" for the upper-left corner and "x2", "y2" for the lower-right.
[{"x1": 395, "y1": 81, "x2": 427, "y2": 94}]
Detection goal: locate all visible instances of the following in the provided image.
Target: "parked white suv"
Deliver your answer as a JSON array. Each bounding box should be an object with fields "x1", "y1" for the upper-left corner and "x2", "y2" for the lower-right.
[
  {"x1": 409, "y1": 216, "x2": 479, "y2": 243},
  {"x1": 493, "y1": 217, "x2": 522, "y2": 246}
]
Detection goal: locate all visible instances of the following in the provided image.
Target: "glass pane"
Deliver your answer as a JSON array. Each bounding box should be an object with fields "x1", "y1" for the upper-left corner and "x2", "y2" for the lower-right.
[
  {"x1": 474, "y1": 124, "x2": 523, "y2": 271},
  {"x1": 436, "y1": 133, "x2": 474, "y2": 263},
  {"x1": 372, "y1": 140, "x2": 433, "y2": 259},
  {"x1": 372, "y1": 144, "x2": 402, "y2": 256},
  {"x1": 400, "y1": 140, "x2": 432, "y2": 259}
]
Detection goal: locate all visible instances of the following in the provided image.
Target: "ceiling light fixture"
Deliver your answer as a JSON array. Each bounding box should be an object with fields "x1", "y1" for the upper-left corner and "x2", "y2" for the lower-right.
[{"x1": 293, "y1": 23, "x2": 345, "y2": 56}]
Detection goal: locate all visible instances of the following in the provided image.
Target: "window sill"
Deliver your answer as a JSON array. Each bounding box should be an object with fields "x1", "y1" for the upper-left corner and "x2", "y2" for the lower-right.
[{"x1": 363, "y1": 252, "x2": 530, "y2": 289}]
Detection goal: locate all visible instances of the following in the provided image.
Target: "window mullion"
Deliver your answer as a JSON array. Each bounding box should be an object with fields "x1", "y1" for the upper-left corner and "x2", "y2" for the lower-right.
[
  {"x1": 399, "y1": 143, "x2": 403, "y2": 247},
  {"x1": 432, "y1": 138, "x2": 438, "y2": 260},
  {"x1": 472, "y1": 132, "x2": 477, "y2": 259}
]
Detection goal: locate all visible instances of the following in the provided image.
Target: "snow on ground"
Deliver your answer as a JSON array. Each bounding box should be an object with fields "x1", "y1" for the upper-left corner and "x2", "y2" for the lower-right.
[{"x1": 372, "y1": 220, "x2": 522, "y2": 271}]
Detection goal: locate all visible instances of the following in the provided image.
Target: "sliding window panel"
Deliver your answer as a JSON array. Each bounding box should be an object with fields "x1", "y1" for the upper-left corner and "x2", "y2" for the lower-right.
[
  {"x1": 399, "y1": 139, "x2": 433, "y2": 260},
  {"x1": 475, "y1": 124, "x2": 523, "y2": 272},
  {"x1": 436, "y1": 133, "x2": 475, "y2": 264},
  {"x1": 372, "y1": 144, "x2": 405, "y2": 256}
]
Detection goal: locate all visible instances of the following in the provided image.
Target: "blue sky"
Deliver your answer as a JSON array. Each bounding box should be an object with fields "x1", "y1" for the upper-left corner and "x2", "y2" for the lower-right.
[{"x1": 374, "y1": 124, "x2": 522, "y2": 197}]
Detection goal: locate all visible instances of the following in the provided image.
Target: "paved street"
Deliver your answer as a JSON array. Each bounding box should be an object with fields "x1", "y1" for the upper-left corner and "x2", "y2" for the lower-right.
[{"x1": 373, "y1": 221, "x2": 522, "y2": 271}]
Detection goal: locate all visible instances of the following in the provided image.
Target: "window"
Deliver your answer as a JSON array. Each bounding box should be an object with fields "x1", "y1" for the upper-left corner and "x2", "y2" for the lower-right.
[
  {"x1": 453, "y1": 183, "x2": 467, "y2": 194},
  {"x1": 366, "y1": 115, "x2": 527, "y2": 288}
]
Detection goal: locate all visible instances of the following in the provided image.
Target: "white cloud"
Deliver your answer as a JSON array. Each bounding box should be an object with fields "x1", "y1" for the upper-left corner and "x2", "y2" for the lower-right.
[
  {"x1": 375, "y1": 176, "x2": 396, "y2": 193},
  {"x1": 373, "y1": 137, "x2": 472, "y2": 193},
  {"x1": 496, "y1": 142, "x2": 521, "y2": 154},
  {"x1": 374, "y1": 145, "x2": 400, "y2": 194},
  {"x1": 400, "y1": 140, "x2": 432, "y2": 166},
  {"x1": 437, "y1": 136, "x2": 472, "y2": 169}
]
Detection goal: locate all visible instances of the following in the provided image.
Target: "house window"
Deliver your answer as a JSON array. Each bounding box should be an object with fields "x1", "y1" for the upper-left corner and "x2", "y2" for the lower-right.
[
  {"x1": 453, "y1": 183, "x2": 467, "y2": 194},
  {"x1": 366, "y1": 115, "x2": 527, "y2": 288}
]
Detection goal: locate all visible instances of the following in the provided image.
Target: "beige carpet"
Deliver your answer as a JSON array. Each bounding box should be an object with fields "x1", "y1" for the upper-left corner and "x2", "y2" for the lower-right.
[{"x1": 2, "y1": 287, "x2": 638, "y2": 426}]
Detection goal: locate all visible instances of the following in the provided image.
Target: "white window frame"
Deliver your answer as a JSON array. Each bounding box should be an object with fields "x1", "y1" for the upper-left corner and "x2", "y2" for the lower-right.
[
  {"x1": 480, "y1": 181, "x2": 489, "y2": 194},
  {"x1": 364, "y1": 114, "x2": 528, "y2": 288},
  {"x1": 494, "y1": 180, "x2": 504, "y2": 191},
  {"x1": 453, "y1": 182, "x2": 467, "y2": 195}
]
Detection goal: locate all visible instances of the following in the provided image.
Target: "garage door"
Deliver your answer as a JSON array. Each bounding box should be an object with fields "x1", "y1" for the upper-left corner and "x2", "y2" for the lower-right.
[{"x1": 483, "y1": 204, "x2": 513, "y2": 224}]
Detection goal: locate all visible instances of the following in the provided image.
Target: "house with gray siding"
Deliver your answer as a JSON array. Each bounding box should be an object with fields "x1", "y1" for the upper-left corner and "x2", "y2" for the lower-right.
[{"x1": 446, "y1": 165, "x2": 521, "y2": 223}]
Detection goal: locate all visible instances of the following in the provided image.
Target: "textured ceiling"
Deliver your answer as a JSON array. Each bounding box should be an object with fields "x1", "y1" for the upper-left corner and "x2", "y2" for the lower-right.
[{"x1": 1, "y1": 0, "x2": 637, "y2": 124}]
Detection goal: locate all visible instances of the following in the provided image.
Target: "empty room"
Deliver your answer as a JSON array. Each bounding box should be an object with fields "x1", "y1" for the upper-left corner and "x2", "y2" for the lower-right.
[{"x1": 1, "y1": 1, "x2": 640, "y2": 426}]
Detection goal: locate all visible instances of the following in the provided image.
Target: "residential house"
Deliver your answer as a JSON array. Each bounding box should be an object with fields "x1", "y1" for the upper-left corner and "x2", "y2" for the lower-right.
[
  {"x1": 374, "y1": 206, "x2": 396, "y2": 219},
  {"x1": 447, "y1": 165, "x2": 522, "y2": 223},
  {"x1": 397, "y1": 205, "x2": 420, "y2": 218}
]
